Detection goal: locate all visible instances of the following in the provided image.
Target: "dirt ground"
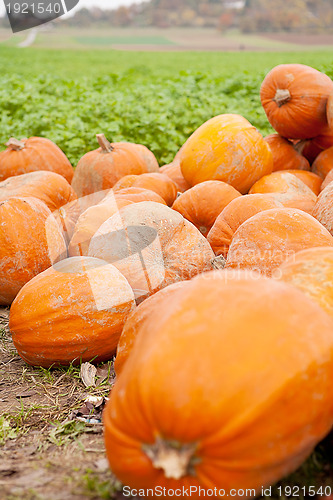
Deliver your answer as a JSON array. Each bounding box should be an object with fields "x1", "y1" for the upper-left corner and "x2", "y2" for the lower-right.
[
  {"x1": 0, "y1": 307, "x2": 128, "y2": 500},
  {"x1": 2, "y1": 306, "x2": 333, "y2": 500}
]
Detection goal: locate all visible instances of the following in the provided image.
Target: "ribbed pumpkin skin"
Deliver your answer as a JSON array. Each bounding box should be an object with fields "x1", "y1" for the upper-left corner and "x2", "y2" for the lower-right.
[
  {"x1": 115, "y1": 281, "x2": 189, "y2": 376},
  {"x1": 225, "y1": 208, "x2": 333, "y2": 276},
  {"x1": 264, "y1": 134, "x2": 310, "y2": 172},
  {"x1": 88, "y1": 201, "x2": 215, "y2": 301},
  {"x1": 260, "y1": 64, "x2": 333, "y2": 139},
  {"x1": 172, "y1": 181, "x2": 241, "y2": 237},
  {"x1": 0, "y1": 171, "x2": 77, "y2": 212},
  {"x1": 104, "y1": 271, "x2": 333, "y2": 494},
  {"x1": 159, "y1": 160, "x2": 190, "y2": 193},
  {"x1": 0, "y1": 197, "x2": 67, "y2": 305},
  {"x1": 275, "y1": 247, "x2": 333, "y2": 318},
  {"x1": 249, "y1": 172, "x2": 317, "y2": 214},
  {"x1": 207, "y1": 194, "x2": 283, "y2": 257},
  {"x1": 313, "y1": 182, "x2": 333, "y2": 236},
  {"x1": 71, "y1": 142, "x2": 159, "y2": 197},
  {"x1": 0, "y1": 137, "x2": 73, "y2": 183},
  {"x1": 179, "y1": 114, "x2": 273, "y2": 194},
  {"x1": 9, "y1": 257, "x2": 135, "y2": 368},
  {"x1": 312, "y1": 146, "x2": 333, "y2": 180},
  {"x1": 113, "y1": 173, "x2": 178, "y2": 206}
]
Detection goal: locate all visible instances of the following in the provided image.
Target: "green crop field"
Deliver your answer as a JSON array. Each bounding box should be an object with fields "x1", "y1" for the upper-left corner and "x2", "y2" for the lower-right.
[{"x1": 0, "y1": 47, "x2": 333, "y2": 167}]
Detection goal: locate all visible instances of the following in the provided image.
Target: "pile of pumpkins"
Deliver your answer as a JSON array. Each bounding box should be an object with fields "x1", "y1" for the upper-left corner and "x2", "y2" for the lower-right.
[{"x1": 2, "y1": 63, "x2": 333, "y2": 494}]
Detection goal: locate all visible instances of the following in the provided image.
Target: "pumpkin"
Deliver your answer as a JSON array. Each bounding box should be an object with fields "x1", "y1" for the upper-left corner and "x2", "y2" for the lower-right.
[
  {"x1": 321, "y1": 170, "x2": 333, "y2": 191},
  {"x1": 280, "y1": 170, "x2": 322, "y2": 195},
  {"x1": 113, "y1": 173, "x2": 178, "y2": 206},
  {"x1": 69, "y1": 188, "x2": 168, "y2": 257},
  {"x1": 0, "y1": 197, "x2": 67, "y2": 305},
  {"x1": 264, "y1": 134, "x2": 310, "y2": 172},
  {"x1": 312, "y1": 146, "x2": 333, "y2": 180},
  {"x1": 104, "y1": 270, "x2": 333, "y2": 493},
  {"x1": 178, "y1": 114, "x2": 273, "y2": 194},
  {"x1": 0, "y1": 136, "x2": 74, "y2": 183},
  {"x1": 327, "y1": 93, "x2": 333, "y2": 129},
  {"x1": 295, "y1": 126, "x2": 333, "y2": 164},
  {"x1": 0, "y1": 171, "x2": 77, "y2": 212},
  {"x1": 260, "y1": 64, "x2": 333, "y2": 139},
  {"x1": 159, "y1": 159, "x2": 190, "y2": 193},
  {"x1": 274, "y1": 247, "x2": 333, "y2": 318},
  {"x1": 71, "y1": 134, "x2": 159, "y2": 197},
  {"x1": 172, "y1": 180, "x2": 241, "y2": 237},
  {"x1": 207, "y1": 194, "x2": 283, "y2": 257},
  {"x1": 88, "y1": 201, "x2": 215, "y2": 302},
  {"x1": 115, "y1": 281, "x2": 189, "y2": 376},
  {"x1": 225, "y1": 207, "x2": 333, "y2": 276},
  {"x1": 249, "y1": 172, "x2": 317, "y2": 214},
  {"x1": 9, "y1": 256, "x2": 135, "y2": 368},
  {"x1": 312, "y1": 182, "x2": 333, "y2": 236}
]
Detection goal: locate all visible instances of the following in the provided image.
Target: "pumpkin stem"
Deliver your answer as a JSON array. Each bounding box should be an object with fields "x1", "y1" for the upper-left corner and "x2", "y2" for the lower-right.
[
  {"x1": 273, "y1": 89, "x2": 291, "y2": 107},
  {"x1": 212, "y1": 255, "x2": 226, "y2": 270},
  {"x1": 5, "y1": 138, "x2": 26, "y2": 151},
  {"x1": 96, "y1": 134, "x2": 114, "y2": 153},
  {"x1": 143, "y1": 438, "x2": 198, "y2": 480}
]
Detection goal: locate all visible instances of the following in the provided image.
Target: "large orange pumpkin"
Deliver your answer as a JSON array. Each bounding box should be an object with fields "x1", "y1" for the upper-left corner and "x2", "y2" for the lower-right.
[
  {"x1": 159, "y1": 160, "x2": 190, "y2": 193},
  {"x1": 312, "y1": 182, "x2": 333, "y2": 236},
  {"x1": 172, "y1": 180, "x2": 241, "y2": 237},
  {"x1": 0, "y1": 136, "x2": 74, "y2": 183},
  {"x1": 88, "y1": 201, "x2": 215, "y2": 302},
  {"x1": 9, "y1": 256, "x2": 135, "y2": 368},
  {"x1": 312, "y1": 146, "x2": 333, "y2": 180},
  {"x1": 115, "y1": 281, "x2": 189, "y2": 376},
  {"x1": 225, "y1": 207, "x2": 333, "y2": 276},
  {"x1": 113, "y1": 173, "x2": 178, "y2": 206},
  {"x1": 71, "y1": 134, "x2": 159, "y2": 197},
  {"x1": 274, "y1": 247, "x2": 333, "y2": 318},
  {"x1": 178, "y1": 114, "x2": 273, "y2": 194},
  {"x1": 248, "y1": 172, "x2": 317, "y2": 214},
  {"x1": 0, "y1": 171, "x2": 77, "y2": 212},
  {"x1": 260, "y1": 64, "x2": 333, "y2": 139},
  {"x1": 207, "y1": 194, "x2": 283, "y2": 257},
  {"x1": 104, "y1": 270, "x2": 333, "y2": 493},
  {"x1": 264, "y1": 134, "x2": 310, "y2": 172},
  {"x1": 0, "y1": 197, "x2": 67, "y2": 305},
  {"x1": 68, "y1": 188, "x2": 167, "y2": 257}
]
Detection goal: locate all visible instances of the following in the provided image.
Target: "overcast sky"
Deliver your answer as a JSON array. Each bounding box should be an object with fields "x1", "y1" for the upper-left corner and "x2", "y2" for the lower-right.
[{"x1": 0, "y1": 0, "x2": 144, "y2": 17}]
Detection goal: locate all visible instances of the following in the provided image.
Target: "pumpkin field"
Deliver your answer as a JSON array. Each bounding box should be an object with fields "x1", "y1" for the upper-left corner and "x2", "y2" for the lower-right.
[{"x1": 2, "y1": 46, "x2": 333, "y2": 499}]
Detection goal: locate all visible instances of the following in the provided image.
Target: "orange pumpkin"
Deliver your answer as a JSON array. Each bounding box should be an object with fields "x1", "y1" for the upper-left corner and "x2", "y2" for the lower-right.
[
  {"x1": 225, "y1": 207, "x2": 333, "y2": 276},
  {"x1": 313, "y1": 182, "x2": 333, "y2": 236},
  {"x1": 9, "y1": 256, "x2": 135, "y2": 367},
  {"x1": 71, "y1": 134, "x2": 159, "y2": 197},
  {"x1": 172, "y1": 181, "x2": 241, "y2": 237},
  {"x1": 0, "y1": 171, "x2": 77, "y2": 212},
  {"x1": 312, "y1": 146, "x2": 333, "y2": 180},
  {"x1": 274, "y1": 247, "x2": 333, "y2": 317},
  {"x1": 0, "y1": 197, "x2": 67, "y2": 305},
  {"x1": 249, "y1": 172, "x2": 317, "y2": 214},
  {"x1": 0, "y1": 136, "x2": 74, "y2": 183},
  {"x1": 178, "y1": 114, "x2": 273, "y2": 194},
  {"x1": 207, "y1": 194, "x2": 283, "y2": 257},
  {"x1": 88, "y1": 201, "x2": 215, "y2": 302},
  {"x1": 159, "y1": 159, "x2": 190, "y2": 193},
  {"x1": 113, "y1": 173, "x2": 178, "y2": 206},
  {"x1": 260, "y1": 64, "x2": 333, "y2": 139},
  {"x1": 115, "y1": 281, "x2": 189, "y2": 376},
  {"x1": 281, "y1": 170, "x2": 322, "y2": 195},
  {"x1": 104, "y1": 270, "x2": 333, "y2": 493},
  {"x1": 327, "y1": 93, "x2": 333, "y2": 129},
  {"x1": 264, "y1": 134, "x2": 310, "y2": 172}
]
